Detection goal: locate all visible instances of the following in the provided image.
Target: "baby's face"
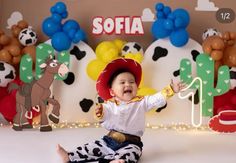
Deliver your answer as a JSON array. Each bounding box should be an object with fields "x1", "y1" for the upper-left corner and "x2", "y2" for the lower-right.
[{"x1": 110, "y1": 72, "x2": 138, "y2": 102}]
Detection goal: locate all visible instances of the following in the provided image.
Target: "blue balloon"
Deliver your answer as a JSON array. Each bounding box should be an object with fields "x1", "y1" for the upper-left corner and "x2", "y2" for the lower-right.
[
  {"x1": 50, "y1": 6, "x2": 56, "y2": 14},
  {"x1": 152, "y1": 19, "x2": 171, "y2": 39},
  {"x1": 68, "y1": 29, "x2": 77, "y2": 40},
  {"x1": 174, "y1": 17, "x2": 184, "y2": 28},
  {"x1": 72, "y1": 30, "x2": 86, "y2": 43},
  {"x1": 163, "y1": 6, "x2": 171, "y2": 16},
  {"x1": 51, "y1": 13, "x2": 62, "y2": 23},
  {"x1": 42, "y1": 17, "x2": 61, "y2": 37},
  {"x1": 155, "y1": 3, "x2": 164, "y2": 11},
  {"x1": 61, "y1": 11, "x2": 68, "y2": 19},
  {"x1": 164, "y1": 19, "x2": 174, "y2": 30},
  {"x1": 51, "y1": 32, "x2": 71, "y2": 51},
  {"x1": 54, "y1": 2, "x2": 67, "y2": 14},
  {"x1": 172, "y1": 8, "x2": 190, "y2": 28},
  {"x1": 170, "y1": 29, "x2": 189, "y2": 47},
  {"x1": 157, "y1": 12, "x2": 165, "y2": 19},
  {"x1": 63, "y1": 20, "x2": 80, "y2": 34}
]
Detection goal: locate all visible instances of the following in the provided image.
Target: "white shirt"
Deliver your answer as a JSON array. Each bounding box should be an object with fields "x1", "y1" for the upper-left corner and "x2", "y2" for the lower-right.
[{"x1": 101, "y1": 92, "x2": 167, "y2": 137}]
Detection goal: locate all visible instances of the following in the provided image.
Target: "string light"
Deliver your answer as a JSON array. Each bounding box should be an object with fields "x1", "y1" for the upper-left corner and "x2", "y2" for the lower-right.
[{"x1": 0, "y1": 122, "x2": 211, "y2": 131}]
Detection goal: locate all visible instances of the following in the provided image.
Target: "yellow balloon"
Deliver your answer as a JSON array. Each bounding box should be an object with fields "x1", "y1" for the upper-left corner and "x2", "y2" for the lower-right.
[
  {"x1": 137, "y1": 86, "x2": 157, "y2": 96},
  {"x1": 113, "y1": 39, "x2": 126, "y2": 52},
  {"x1": 95, "y1": 41, "x2": 120, "y2": 63},
  {"x1": 124, "y1": 53, "x2": 144, "y2": 64},
  {"x1": 139, "y1": 72, "x2": 144, "y2": 87},
  {"x1": 86, "y1": 59, "x2": 106, "y2": 81}
]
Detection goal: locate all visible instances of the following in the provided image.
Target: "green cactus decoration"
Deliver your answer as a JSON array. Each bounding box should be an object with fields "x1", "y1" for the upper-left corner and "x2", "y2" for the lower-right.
[
  {"x1": 180, "y1": 53, "x2": 230, "y2": 117},
  {"x1": 20, "y1": 43, "x2": 70, "y2": 83}
]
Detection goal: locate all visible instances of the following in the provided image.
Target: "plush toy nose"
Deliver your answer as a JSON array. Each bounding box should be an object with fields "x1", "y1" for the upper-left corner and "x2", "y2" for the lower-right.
[{"x1": 58, "y1": 63, "x2": 69, "y2": 77}]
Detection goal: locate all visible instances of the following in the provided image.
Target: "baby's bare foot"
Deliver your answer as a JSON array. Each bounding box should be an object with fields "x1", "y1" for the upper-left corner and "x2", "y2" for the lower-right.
[
  {"x1": 57, "y1": 144, "x2": 70, "y2": 163},
  {"x1": 110, "y1": 159, "x2": 125, "y2": 163}
]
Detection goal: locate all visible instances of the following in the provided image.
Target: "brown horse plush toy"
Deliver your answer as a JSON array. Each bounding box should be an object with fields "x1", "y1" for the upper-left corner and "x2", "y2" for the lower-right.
[{"x1": 12, "y1": 57, "x2": 69, "y2": 131}]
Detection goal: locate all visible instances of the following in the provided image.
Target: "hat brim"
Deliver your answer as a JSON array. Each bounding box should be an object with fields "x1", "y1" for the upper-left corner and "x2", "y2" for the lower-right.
[
  {"x1": 96, "y1": 58, "x2": 142, "y2": 101},
  {"x1": 209, "y1": 115, "x2": 236, "y2": 133}
]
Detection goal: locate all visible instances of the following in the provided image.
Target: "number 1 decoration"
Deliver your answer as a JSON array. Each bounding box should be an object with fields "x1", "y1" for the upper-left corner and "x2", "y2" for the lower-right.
[{"x1": 178, "y1": 77, "x2": 203, "y2": 127}]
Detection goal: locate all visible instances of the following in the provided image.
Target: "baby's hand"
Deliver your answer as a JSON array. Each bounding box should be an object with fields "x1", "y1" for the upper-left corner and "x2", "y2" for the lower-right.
[
  {"x1": 95, "y1": 103, "x2": 103, "y2": 119},
  {"x1": 170, "y1": 79, "x2": 186, "y2": 93}
]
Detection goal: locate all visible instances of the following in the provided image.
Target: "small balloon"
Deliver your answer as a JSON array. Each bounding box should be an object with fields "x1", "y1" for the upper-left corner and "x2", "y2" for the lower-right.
[
  {"x1": 163, "y1": 6, "x2": 171, "y2": 16},
  {"x1": 95, "y1": 41, "x2": 119, "y2": 63},
  {"x1": 5, "y1": 45, "x2": 21, "y2": 57},
  {"x1": 172, "y1": 8, "x2": 190, "y2": 28},
  {"x1": 113, "y1": 39, "x2": 126, "y2": 52},
  {"x1": 61, "y1": 11, "x2": 68, "y2": 19},
  {"x1": 51, "y1": 32, "x2": 71, "y2": 51},
  {"x1": 68, "y1": 29, "x2": 76, "y2": 40},
  {"x1": 51, "y1": 13, "x2": 62, "y2": 23},
  {"x1": 0, "y1": 35, "x2": 10, "y2": 45},
  {"x1": 86, "y1": 59, "x2": 106, "y2": 81},
  {"x1": 155, "y1": 3, "x2": 164, "y2": 11},
  {"x1": 42, "y1": 17, "x2": 61, "y2": 37},
  {"x1": 63, "y1": 20, "x2": 80, "y2": 34},
  {"x1": 72, "y1": 30, "x2": 86, "y2": 43},
  {"x1": 137, "y1": 87, "x2": 157, "y2": 96},
  {"x1": 170, "y1": 29, "x2": 189, "y2": 47},
  {"x1": 164, "y1": 19, "x2": 174, "y2": 30},
  {"x1": 152, "y1": 19, "x2": 171, "y2": 39},
  {"x1": 0, "y1": 49, "x2": 12, "y2": 63},
  {"x1": 174, "y1": 17, "x2": 184, "y2": 28},
  {"x1": 54, "y1": 2, "x2": 67, "y2": 14}
]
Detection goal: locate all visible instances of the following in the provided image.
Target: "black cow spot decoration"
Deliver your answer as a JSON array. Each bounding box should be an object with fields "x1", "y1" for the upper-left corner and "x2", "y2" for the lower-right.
[
  {"x1": 122, "y1": 45, "x2": 129, "y2": 52},
  {"x1": 95, "y1": 141, "x2": 103, "y2": 147},
  {"x1": 70, "y1": 45, "x2": 86, "y2": 60},
  {"x1": 230, "y1": 70, "x2": 236, "y2": 79},
  {"x1": 93, "y1": 148, "x2": 102, "y2": 157},
  {"x1": 133, "y1": 43, "x2": 141, "y2": 51},
  {"x1": 173, "y1": 69, "x2": 180, "y2": 77},
  {"x1": 5, "y1": 70, "x2": 14, "y2": 79},
  {"x1": 0, "y1": 62, "x2": 5, "y2": 71},
  {"x1": 152, "y1": 46, "x2": 168, "y2": 61},
  {"x1": 156, "y1": 103, "x2": 167, "y2": 112},
  {"x1": 63, "y1": 72, "x2": 75, "y2": 85},
  {"x1": 80, "y1": 98, "x2": 94, "y2": 112},
  {"x1": 191, "y1": 50, "x2": 200, "y2": 62}
]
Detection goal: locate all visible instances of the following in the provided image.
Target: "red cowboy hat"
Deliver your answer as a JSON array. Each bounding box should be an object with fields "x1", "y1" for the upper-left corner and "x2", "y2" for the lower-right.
[
  {"x1": 209, "y1": 110, "x2": 236, "y2": 133},
  {"x1": 96, "y1": 58, "x2": 142, "y2": 101}
]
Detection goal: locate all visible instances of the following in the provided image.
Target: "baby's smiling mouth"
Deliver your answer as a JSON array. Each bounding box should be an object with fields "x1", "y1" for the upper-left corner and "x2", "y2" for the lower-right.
[{"x1": 124, "y1": 90, "x2": 132, "y2": 94}]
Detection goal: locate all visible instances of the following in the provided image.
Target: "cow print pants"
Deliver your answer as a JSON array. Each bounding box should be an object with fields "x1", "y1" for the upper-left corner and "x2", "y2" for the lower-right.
[{"x1": 68, "y1": 137, "x2": 142, "y2": 163}]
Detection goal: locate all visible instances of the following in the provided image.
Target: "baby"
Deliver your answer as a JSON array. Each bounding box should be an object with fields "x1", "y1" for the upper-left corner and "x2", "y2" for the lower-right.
[{"x1": 58, "y1": 58, "x2": 185, "y2": 163}]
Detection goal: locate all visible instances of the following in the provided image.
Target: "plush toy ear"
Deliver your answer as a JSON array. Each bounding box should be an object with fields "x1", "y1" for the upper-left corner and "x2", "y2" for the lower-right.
[{"x1": 39, "y1": 63, "x2": 47, "y2": 68}]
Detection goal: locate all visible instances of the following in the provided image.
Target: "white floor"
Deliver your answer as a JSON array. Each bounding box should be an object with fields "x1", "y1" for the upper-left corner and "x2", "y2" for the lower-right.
[{"x1": 0, "y1": 126, "x2": 236, "y2": 163}]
